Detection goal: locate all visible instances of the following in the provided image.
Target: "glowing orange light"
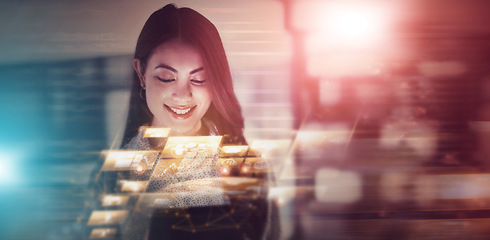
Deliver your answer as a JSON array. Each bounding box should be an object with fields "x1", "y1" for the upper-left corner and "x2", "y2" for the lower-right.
[
  {"x1": 101, "y1": 150, "x2": 158, "y2": 171},
  {"x1": 227, "y1": 148, "x2": 241, "y2": 153},
  {"x1": 143, "y1": 127, "x2": 170, "y2": 138},
  {"x1": 223, "y1": 146, "x2": 246, "y2": 153},
  {"x1": 185, "y1": 142, "x2": 197, "y2": 148},
  {"x1": 105, "y1": 214, "x2": 112, "y2": 222},
  {"x1": 102, "y1": 195, "x2": 129, "y2": 207},
  {"x1": 87, "y1": 210, "x2": 129, "y2": 226},
  {"x1": 174, "y1": 148, "x2": 185, "y2": 156},
  {"x1": 241, "y1": 165, "x2": 250, "y2": 173},
  {"x1": 120, "y1": 180, "x2": 147, "y2": 192},
  {"x1": 221, "y1": 166, "x2": 230, "y2": 175},
  {"x1": 89, "y1": 228, "x2": 117, "y2": 239},
  {"x1": 162, "y1": 136, "x2": 222, "y2": 159}
]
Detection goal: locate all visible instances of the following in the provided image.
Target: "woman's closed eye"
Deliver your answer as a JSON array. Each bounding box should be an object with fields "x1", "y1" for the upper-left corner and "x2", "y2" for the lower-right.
[
  {"x1": 191, "y1": 79, "x2": 206, "y2": 85},
  {"x1": 156, "y1": 77, "x2": 175, "y2": 83}
]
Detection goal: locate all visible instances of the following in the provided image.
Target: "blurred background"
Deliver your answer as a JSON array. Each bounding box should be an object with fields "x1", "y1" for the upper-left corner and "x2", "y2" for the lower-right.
[{"x1": 1, "y1": 0, "x2": 490, "y2": 239}]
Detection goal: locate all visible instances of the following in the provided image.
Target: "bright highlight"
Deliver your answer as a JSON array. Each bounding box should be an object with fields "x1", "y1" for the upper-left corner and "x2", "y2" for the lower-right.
[{"x1": 0, "y1": 151, "x2": 18, "y2": 184}]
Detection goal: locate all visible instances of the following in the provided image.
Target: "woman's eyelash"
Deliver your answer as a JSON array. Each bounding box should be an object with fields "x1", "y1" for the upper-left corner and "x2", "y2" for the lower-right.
[
  {"x1": 191, "y1": 79, "x2": 206, "y2": 85},
  {"x1": 156, "y1": 77, "x2": 205, "y2": 85},
  {"x1": 156, "y1": 77, "x2": 174, "y2": 83}
]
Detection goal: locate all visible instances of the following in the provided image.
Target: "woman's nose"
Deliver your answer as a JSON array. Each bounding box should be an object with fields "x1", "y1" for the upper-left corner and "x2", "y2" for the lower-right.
[{"x1": 172, "y1": 81, "x2": 192, "y2": 101}]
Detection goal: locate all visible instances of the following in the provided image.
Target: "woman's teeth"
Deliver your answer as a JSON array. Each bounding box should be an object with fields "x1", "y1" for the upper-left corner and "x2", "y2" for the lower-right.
[{"x1": 170, "y1": 107, "x2": 192, "y2": 115}]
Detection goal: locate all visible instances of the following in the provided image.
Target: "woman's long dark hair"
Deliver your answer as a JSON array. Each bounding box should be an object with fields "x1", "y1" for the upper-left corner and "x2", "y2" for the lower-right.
[{"x1": 121, "y1": 4, "x2": 245, "y2": 146}]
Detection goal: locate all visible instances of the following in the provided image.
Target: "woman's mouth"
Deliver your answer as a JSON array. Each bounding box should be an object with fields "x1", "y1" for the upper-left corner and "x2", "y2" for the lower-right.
[{"x1": 164, "y1": 105, "x2": 196, "y2": 120}]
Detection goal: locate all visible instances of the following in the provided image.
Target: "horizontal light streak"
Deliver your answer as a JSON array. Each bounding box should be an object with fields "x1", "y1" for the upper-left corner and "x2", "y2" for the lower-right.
[
  {"x1": 245, "y1": 117, "x2": 293, "y2": 121},
  {"x1": 233, "y1": 70, "x2": 288, "y2": 75},
  {"x1": 222, "y1": 30, "x2": 282, "y2": 33},
  {"x1": 215, "y1": 21, "x2": 260, "y2": 25},
  {"x1": 240, "y1": 103, "x2": 290, "y2": 107},
  {"x1": 227, "y1": 52, "x2": 289, "y2": 56}
]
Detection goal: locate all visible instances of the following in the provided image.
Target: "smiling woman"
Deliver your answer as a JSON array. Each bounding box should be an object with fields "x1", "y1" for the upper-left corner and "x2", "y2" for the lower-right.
[
  {"x1": 133, "y1": 39, "x2": 212, "y2": 136},
  {"x1": 123, "y1": 3, "x2": 246, "y2": 146},
  {"x1": 100, "y1": 3, "x2": 277, "y2": 240}
]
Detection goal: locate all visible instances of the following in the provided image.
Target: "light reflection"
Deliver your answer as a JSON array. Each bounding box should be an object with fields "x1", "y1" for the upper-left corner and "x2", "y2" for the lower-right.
[
  {"x1": 120, "y1": 180, "x2": 148, "y2": 193},
  {"x1": 87, "y1": 210, "x2": 129, "y2": 226},
  {"x1": 102, "y1": 195, "x2": 129, "y2": 207},
  {"x1": 0, "y1": 151, "x2": 18, "y2": 185},
  {"x1": 89, "y1": 228, "x2": 118, "y2": 239},
  {"x1": 161, "y1": 136, "x2": 223, "y2": 159},
  {"x1": 240, "y1": 163, "x2": 250, "y2": 174},
  {"x1": 101, "y1": 150, "x2": 158, "y2": 171},
  {"x1": 220, "y1": 166, "x2": 230, "y2": 175},
  {"x1": 221, "y1": 145, "x2": 249, "y2": 157},
  {"x1": 314, "y1": 168, "x2": 361, "y2": 204},
  {"x1": 142, "y1": 127, "x2": 171, "y2": 138}
]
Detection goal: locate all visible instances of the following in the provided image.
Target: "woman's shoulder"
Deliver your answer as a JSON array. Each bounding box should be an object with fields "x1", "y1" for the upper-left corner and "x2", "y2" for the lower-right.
[
  {"x1": 201, "y1": 117, "x2": 247, "y2": 145},
  {"x1": 124, "y1": 127, "x2": 152, "y2": 150}
]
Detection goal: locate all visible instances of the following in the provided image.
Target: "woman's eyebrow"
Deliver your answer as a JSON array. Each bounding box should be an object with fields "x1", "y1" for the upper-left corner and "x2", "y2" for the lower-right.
[
  {"x1": 190, "y1": 67, "x2": 204, "y2": 74},
  {"x1": 154, "y1": 64, "x2": 203, "y2": 74},
  {"x1": 155, "y1": 64, "x2": 177, "y2": 73}
]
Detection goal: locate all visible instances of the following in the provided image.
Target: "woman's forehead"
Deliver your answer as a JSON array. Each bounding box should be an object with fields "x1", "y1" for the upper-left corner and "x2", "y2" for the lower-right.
[{"x1": 148, "y1": 40, "x2": 204, "y2": 70}]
